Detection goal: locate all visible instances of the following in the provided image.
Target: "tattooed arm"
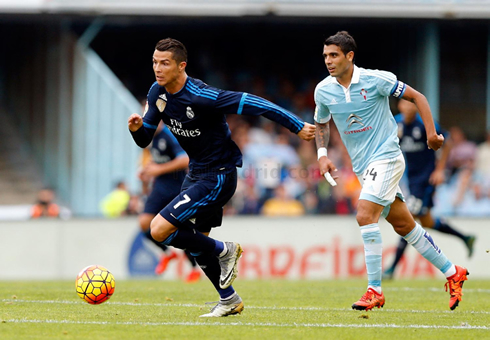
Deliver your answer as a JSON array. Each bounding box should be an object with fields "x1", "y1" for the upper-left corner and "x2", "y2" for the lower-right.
[
  {"x1": 315, "y1": 121, "x2": 330, "y2": 150},
  {"x1": 315, "y1": 121, "x2": 338, "y2": 178}
]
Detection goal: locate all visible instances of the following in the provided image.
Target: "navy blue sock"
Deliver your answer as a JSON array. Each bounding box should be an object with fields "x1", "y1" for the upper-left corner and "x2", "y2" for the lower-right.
[
  {"x1": 192, "y1": 251, "x2": 235, "y2": 299},
  {"x1": 184, "y1": 250, "x2": 197, "y2": 267},
  {"x1": 433, "y1": 218, "x2": 467, "y2": 241},
  {"x1": 164, "y1": 228, "x2": 220, "y2": 255},
  {"x1": 390, "y1": 237, "x2": 408, "y2": 271},
  {"x1": 143, "y1": 229, "x2": 169, "y2": 252}
]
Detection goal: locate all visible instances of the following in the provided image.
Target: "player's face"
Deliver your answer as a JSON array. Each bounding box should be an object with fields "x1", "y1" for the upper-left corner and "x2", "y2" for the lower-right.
[
  {"x1": 323, "y1": 44, "x2": 354, "y2": 79},
  {"x1": 152, "y1": 50, "x2": 186, "y2": 88}
]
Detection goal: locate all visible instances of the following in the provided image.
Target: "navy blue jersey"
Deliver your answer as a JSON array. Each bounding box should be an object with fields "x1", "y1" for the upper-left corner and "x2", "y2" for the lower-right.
[
  {"x1": 395, "y1": 113, "x2": 446, "y2": 184},
  {"x1": 131, "y1": 77, "x2": 305, "y2": 172},
  {"x1": 150, "y1": 125, "x2": 187, "y2": 184}
]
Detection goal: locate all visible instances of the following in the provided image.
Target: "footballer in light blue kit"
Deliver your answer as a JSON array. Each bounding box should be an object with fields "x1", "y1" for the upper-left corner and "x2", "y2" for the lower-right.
[
  {"x1": 314, "y1": 31, "x2": 468, "y2": 311},
  {"x1": 383, "y1": 99, "x2": 476, "y2": 280},
  {"x1": 128, "y1": 38, "x2": 316, "y2": 317}
]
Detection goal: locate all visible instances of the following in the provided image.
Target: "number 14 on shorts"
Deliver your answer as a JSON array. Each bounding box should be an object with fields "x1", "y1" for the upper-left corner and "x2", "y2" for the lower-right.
[{"x1": 363, "y1": 168, "x2": 378, "y2": 181}]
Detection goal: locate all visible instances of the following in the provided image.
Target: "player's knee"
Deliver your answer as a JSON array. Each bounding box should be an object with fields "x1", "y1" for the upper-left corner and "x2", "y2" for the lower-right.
[{"x1": 356, "y1": 211, "x2": 375, "y2": 226}]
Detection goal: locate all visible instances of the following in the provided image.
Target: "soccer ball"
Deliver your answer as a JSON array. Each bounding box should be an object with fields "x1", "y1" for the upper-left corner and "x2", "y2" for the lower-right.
[{"x1": 75, "y1": 265, "x2": 116, "y2": 305}]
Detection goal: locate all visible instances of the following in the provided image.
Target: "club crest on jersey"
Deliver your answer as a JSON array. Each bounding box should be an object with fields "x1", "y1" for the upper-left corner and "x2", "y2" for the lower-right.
[
  {"x1": 347, "y1": 113, "x2": 364, "y2": 128},
  {"x1": 186, "y1": 106, "x2": 195, "y2": 119},
  {"x1": 156, "y1": 99, "x2": 166, "y2": 112},
  {"x1": 156, "y1": 94, "x2": 167, "y2": 112},
  {"x1": 412, "y1": 126, "x2": 422, "y2": 139},
  {"x1": 360, "y1": 89, "x2": 368, "y2": 100}
]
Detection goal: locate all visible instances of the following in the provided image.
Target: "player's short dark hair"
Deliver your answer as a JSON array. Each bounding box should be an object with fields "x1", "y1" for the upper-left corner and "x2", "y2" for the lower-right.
[
  {"x1": 324, "y1": 31, "x2": 357, "y2": 58},
  {"x1": 155, "y1": 38, "x2": 188, "y2": 63}
]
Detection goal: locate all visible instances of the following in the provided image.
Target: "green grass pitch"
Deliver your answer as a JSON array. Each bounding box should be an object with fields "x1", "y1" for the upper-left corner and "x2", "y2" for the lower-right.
[{"x1": 1, "y1": 279, "x2": 489, "y2": 339}]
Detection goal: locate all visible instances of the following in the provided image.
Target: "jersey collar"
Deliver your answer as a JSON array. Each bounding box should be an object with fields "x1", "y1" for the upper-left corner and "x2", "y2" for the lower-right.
[{"x1": 351, "y1": 65, "x2": 360, "y2": 84}]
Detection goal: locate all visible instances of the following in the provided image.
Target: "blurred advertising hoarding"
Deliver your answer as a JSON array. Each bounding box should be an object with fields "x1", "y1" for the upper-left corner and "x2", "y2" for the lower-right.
[{"x1": 0, "y1": 216, "x2": 487, "y2": 280}]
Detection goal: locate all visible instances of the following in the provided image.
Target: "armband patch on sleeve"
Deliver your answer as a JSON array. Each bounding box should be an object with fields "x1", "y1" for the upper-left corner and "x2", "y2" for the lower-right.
[{"x1": 391, "y1": 81, "x2": 406, "y2": 98}]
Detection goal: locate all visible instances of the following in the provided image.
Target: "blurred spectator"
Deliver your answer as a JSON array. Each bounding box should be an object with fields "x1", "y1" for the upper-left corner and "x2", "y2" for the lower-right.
[
  {"x1": 475, "y1": 130, "x2": 490, "y2": 195},
  {"x1": 261, "y1": 184, "x2": 305, "y2": 217},
  {"x1": 100, "y1": 181, "x2": 131, "y2": 218},
  {"x1": 125, "y1": 194, "x2": 142, "y2": 216},
  {"x1": 444, "y1": 127, "x2": 477, "y2": 208},
  {"x1": 291, "y1": 93, "x2": 314, "y2": 124},
  {"x1": 446, "y1": 126, "x2": 477, "y2": 177},
  {"x1": 31, "y1": 188, "x2": 60, "y2": 218}
]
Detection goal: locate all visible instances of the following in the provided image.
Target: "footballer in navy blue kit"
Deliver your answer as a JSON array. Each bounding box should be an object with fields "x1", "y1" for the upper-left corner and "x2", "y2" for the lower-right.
[
  {"x1": 383, "y1": 99, "x2": 476, "y2": 279},
  {"x1": 137, "y1": 123, "x2": 201, "y2": 282},
  {"x1": 128, "y1": 38, "x2": 315, "y2": 317}
]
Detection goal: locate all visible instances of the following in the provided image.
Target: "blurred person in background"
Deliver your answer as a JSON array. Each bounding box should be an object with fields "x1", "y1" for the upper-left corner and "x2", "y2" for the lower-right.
[
  {"x1": 446, "y1": 126, "x2": 477, "y2": 177},
  {"x1": 475, "y1": 130, "x2": 490, "y2": 181},
  {"x1": 137, "y1": 121, "x2": 201, "y2": 282},
  {"x1": 31, "y1": 188, "x2": 60, "y2": 218},
  {"x1": 128, "y1": 38, "x2": 315, "y2": 317},
  {"x1": 474, "y1": 130, "x2": 490, "y2": 198},
  {"x1": 100, "y1": 181, "x2": 131, "y2": 218},
  {"x1": 383, "y1": 99, "x2": 475, "y2": 280},
  {"x1": 446, "y1": 126, "x2": 477, "y2": 208},
  {"x1": 261, "y1": 183, "x2": 305, "y2": 217},
  {"x1": 314, "y1": 31, "x2": 468, "y2": 311}
]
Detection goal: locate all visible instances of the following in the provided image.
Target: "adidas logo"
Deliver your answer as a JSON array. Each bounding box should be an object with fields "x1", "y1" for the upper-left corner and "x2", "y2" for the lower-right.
[
  {"x1": 159, "y1": 93, "x2": 167, "y2": 101},
  {"x1": 330, "y1": 98, "x2": 338, "y2": 105}
]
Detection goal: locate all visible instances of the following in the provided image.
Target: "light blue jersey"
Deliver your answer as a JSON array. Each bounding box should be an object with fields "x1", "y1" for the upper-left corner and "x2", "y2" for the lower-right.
[{"x1": 314, "y1": 65, "x2": 407, "y2": 175}]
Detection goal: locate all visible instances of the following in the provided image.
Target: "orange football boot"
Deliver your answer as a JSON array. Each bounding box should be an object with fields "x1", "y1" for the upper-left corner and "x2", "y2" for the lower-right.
[
  {"x1": 352, "y1": 288, "x2": 385, "y2": 311},
  {"x1": 445, "y1": 265, "x2": 469, "y2": 310},
  {"x1": 155, "y1": 251, "x2": 178, "y2": 275},
  {"x1": 185, "y1": 268, "x2": 201, "y2": 283}
]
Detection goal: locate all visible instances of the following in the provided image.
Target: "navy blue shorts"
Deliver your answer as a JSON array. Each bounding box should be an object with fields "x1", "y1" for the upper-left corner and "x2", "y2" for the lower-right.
[
  {"x1": 406, "y1": 180, "x2": 435, "y2": 216},
  {"x1": 143, "y1": 178, "x2": 183, "y2": 215},
  {"x1": 159, "y1": 169, "x2": 237, "y2": 233}
]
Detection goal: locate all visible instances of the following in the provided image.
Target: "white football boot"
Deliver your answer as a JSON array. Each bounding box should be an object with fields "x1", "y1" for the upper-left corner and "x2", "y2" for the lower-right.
[
  {"x1": 200, "y1": 293, "x2": 244, "y2": 317},
  {"x1": 218, "y1": 242, "x2": 243, "y2": 289}
]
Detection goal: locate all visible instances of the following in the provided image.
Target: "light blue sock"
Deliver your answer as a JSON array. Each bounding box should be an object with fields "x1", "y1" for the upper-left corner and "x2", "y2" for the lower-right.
[
  {"x1": 360, "y1": 224, "x2": 383, "y2": 292},
  {"x1": 403, "y1": 223, "x2": 455, "y2": 277}
]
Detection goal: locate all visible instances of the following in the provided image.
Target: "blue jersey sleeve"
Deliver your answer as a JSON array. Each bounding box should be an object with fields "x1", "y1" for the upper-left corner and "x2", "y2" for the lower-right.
[
  {"x1": 221, "y1": 91, "x2": 304, "y2": 133},
  {"x1": 130, "y1": 82, "x2": 160, "y2": 148}
]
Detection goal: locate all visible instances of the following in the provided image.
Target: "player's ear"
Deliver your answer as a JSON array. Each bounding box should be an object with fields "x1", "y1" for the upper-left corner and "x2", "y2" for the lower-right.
[
  {"x1": 346, "y1": 51, "x2": 354, "y2": 62},
  {"x1": 179, "y1": 61, "x2": 187, "y2": 72}
]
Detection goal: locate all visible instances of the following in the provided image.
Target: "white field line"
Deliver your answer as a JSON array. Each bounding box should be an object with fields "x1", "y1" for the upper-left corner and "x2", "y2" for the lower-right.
[
  {"x1": 2, "y1": 318, "x2": 489, "y2": 330},
  {"x1": 383, "y1": 287, "x2": 490, "y2": 294},
  {"x1": 2, "y1": 299, "x2": 490, "y2": 315}
]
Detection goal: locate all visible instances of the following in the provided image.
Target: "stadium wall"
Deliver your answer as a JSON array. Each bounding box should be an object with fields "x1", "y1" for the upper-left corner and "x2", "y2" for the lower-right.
[{"x1": 0, "y1": 216, "x2": 487, "y2": 280}]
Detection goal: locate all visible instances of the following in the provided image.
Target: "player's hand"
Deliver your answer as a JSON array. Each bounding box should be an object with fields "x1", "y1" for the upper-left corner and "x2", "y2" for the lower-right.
[
  {"x1": 128, "y1": 113, "x2": 143, "y2": 132},
  {"x1": 318, "y1": 156, "x2": 339, "y2": 186},
  {"x1": 298, "y1": 123, "x2": 316, "y2": 141},
  {"x1": 143, "y1": 162, "x2": 165, "y2": 177},
  {"x1": 429, "y1": 168, "x2": 445, "y2": 186},
  {"x1": 427, "y1": 133, "x2": 444, "y2": 151}
]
